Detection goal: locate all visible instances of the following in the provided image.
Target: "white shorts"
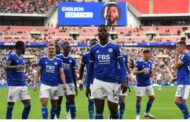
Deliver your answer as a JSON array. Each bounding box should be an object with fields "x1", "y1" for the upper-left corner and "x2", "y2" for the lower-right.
[
  {"x1": 65, "y1": 83, "x2": 76, "y2": 96},
  {"x1": 89, "y1": 84, "x2": 94, "y2": 100},
  {"x1": 39, "y1": 84, "x2": 58, "y2": 100},
  {"x1": 58, "y1": 84, "x2": 65, "y2": 97},
  {"x1": 120, "y1": 90, "x2": 127, "y2": 96},
  {"x1": 7, "y1": 86, "x2": 30, "y2": 102},
  {"x1": 136, "y1": 85, "x2": 155, "y2": 97},
  {"x1": 175, "y1": 85, "x2": 190, "y2": 100},
  {"x1": 92, "y1": 78, "x2": 121, "y2": 103}
]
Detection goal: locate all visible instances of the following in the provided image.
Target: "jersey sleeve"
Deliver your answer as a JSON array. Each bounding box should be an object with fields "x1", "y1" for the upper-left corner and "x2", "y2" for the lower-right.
[
  {"x1": 82, "y1": 54, "x2": 87, "y2": 64},
  {"x1": 115, "y1": 44, "x2": 122, "y2": 59},
  {"x1": 6, "y1": 54, "x2": 13, "y2": 62},
  {"x1": 180, "y1": 53, "x2": 188, "y2": 63},
  {"x1": 72, "y1": 58, "x2": 77, "y2": 69},
  {"x1": 37, "y1": 58, "x2": 43, "y2": 67},
  {"x1": 58, "y1": 59, "x2": 63, "y2": 69},
  {"x1": 135, "y1": 61, "x2": 141, "y2": 70},
  {"x1": 89, "y1": 48, "x2": 95, "y2": 62}
]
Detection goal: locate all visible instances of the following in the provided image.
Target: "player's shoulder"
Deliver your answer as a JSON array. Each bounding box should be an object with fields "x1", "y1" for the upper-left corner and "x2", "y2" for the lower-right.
[
  {"x1": 136, "y1": 59, "x2": 143, "y2": 63},
  {"x1": 108, "y1": 42, "x2": 119, "y2": 49},
  {"x1": 7, "y1": 52, "x2": 15, "y2": 57},
  {"x1": 39, "y1": 56, "x2": 47, "y2": 61},
  {"x1": 82, "y1": 52, "x2": 90, "y2": 57}
]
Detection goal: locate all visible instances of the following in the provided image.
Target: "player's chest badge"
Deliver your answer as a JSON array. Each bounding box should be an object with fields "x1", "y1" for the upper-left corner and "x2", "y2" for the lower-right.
[{"x1": 108, "y1": 48, "x2": 113, "y2": 53}]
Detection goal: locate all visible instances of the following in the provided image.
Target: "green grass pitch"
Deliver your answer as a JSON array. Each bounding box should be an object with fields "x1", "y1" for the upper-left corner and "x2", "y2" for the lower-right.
[{"x1": 0, "y1": 86, "x2": 189, "y2": 119}]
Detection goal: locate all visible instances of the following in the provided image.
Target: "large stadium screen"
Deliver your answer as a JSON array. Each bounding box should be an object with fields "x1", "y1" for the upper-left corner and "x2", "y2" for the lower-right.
[{"x1": 58, "y1": 2, "x2": 127, "y2": 26}]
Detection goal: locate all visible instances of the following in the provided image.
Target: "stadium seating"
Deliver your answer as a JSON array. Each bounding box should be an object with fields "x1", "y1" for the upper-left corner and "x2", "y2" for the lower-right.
[{"x1": 0, "y1": 25, "x2": 189, "y2": 43}]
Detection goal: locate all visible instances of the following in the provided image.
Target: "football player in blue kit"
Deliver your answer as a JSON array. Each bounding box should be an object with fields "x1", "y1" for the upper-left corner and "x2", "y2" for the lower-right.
[
  {"x1": 4, "y1": 41, "x2": 31, "y2": 119},
  {"x1": 133, "y1": 50, "x2": 155, "y2": 119},
  {"x1": 33, "y1": 43, "x2": 66, "y2": 119},
  {"x1": 87, "y1": 25, "x2": 128, "y2": 119},
  {"x1": 59, "y1": 42, "x2": 77, "y2": 119},
  {"x1": 78, "y1": 38, "x2": 98, "y2": 119},
  {"x1": 175, "y1": 41, "x2": 190, "y2": 119}
]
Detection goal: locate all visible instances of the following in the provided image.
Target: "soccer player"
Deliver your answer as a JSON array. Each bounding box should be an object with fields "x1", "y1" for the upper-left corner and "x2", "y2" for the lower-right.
[
  {"x1": 33, "y1": 43, "x2": 66, "y2": 119},
  {"x1": 59, "y1": 42, "x2": 77, "y2": 119},
  {"x1": 133, "y1": 50, "x2": 155, "y2": 119},
  {"x1": 4, "y1": 41, "x2": 31, "y2": 119},
  {"x1": 78, "y1": 38, "x2": 98, "y2": 119},
  {"x1": 174, "y1": 41, "x2": 190, "y2": 119},
  {"x1": 87, "y1": 25, "x2": 127, "y2": 119},
  {"x1": 118, "y1": 52, "x2": 131, "y2": 119}
]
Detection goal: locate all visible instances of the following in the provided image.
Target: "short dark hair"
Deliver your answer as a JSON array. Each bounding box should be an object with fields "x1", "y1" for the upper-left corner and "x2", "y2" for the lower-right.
[
  {"x1": 177, "y1": 40, "x2": 186, "y2": 46},
  {"x1": 15, "y1": 41, "x2": 25, "y2": 49},
  {"x1": 143, "y1": 49, "x2": 151, "y2": 54},
  {"x1": 98, "y1": 25, "x2": 108, "y2": 32},
  {"x1": 107, "y1": 4, "x2": 118, "y2": 11}
]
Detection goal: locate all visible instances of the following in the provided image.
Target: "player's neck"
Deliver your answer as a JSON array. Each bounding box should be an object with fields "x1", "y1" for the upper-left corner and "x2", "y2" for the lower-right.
[
  {"x1": 100, "y1": 40, "x2": 109, "y2": 46},
  {"x1": 143, "y1": 57, "x2": 148, "y2": 62},
  {"x1": 15, "y1": 51, "x2": 21, "y2": 57},
  {"x1": 180, "y1": 49, "x2": 186, "y2": 54},
  {"x1": 48, "y1": 55, "x2": 54, "y2": 59},
  {"x1": 63, "y1": 53, "x2": 69, "y2": 57}
]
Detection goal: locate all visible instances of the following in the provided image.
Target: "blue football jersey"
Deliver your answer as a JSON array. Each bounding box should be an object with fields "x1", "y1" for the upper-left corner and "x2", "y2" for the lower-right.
[
  {"x1": 82, "y1": 52, "x2": 94, "y2": 84},
  {"x1": 89, "y1": 42, "x2": 122, "y2": 83},
  {"x1": 177, "y1": 52, "x2": 190, "y2": 85},
  {"x1": 135, "y1": 60, "x2": 152, "y2": 87},
  {"x1": 6, "y1": 53, "x2": 26, "y2": 86},
  {"x1": 55, "y1": 54, "x2": 63, "y2": 84},
  {"x1": 60, "y1": 55, "x2": 76, "y2": 84},
  {"x1": 38, "y1": 56, "x2": 62, "y2": 86}
]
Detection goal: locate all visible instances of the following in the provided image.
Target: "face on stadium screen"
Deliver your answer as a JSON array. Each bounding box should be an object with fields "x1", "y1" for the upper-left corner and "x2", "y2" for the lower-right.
[{"x1": 106, "y1": 5, "x2": 119, "y2": 26}]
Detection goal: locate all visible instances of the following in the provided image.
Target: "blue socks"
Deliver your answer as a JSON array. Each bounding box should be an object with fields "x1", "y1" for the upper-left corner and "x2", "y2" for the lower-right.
[
  {"x1": 146, "y1": 100, "x2": 153, "y2": 113},
  {"x1": 50, "y1": 107, "x2": 57, "y2": 119},
  {"x1": 70, "y1": 101, "x2": 76, "y2": 119},
  {"x1": 41, "y1": 106, "x2": 48, "y2": 119},
  {"x1": 95, "y1": 113, "x2": 103, "y2": 119},
  {"x1": 66, "y1": 100, "x2": 70, "y2": 114},
  {"x1": 57, "y1": 105, "x2": 61, "y2": 119},
  {"x1": 6, "y1": 104, "x2": 14, "y2": 119},
  {"x1": 176, "y1": 102, "x2": 190, "y2": 119},
  {"x1": 136, "y1": 100, "x2": 141, "y2": 116},
  {"x1": 88, "y1": 100, "x2": 94, "y2": 119},
  {"x1": 119, "y1": 102, "x2": 125, "y2": 119},
  {"x1": 22, "y1": 104, "x2": 31, "y2": 119}
]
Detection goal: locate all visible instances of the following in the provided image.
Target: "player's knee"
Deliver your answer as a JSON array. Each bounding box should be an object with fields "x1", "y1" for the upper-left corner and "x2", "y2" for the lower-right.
[
  {"x1": 174, "y1": 97, "x2": 181, "y2": 104},
  {"x1": 149, "y1": 96, "x2": 155, "y2": 101}
]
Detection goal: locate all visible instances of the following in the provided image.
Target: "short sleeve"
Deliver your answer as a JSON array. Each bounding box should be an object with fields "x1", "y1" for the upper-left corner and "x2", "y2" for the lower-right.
[
  {"x1": 180, "y1": 54, "x2": 188, "y2": 63},
  {"x1": 72, "y1": 58, "x2": 77, "y2": 69},
  {"x1": 82, "y1": 54, "x2": 87, "y2": 64},
  {"x1": 89, "y1": 48, "x2": 95, "y2": 62},
  {"x1": 37, "y1": 58, "x2": 43, "y2": 67},
  {"x1": 135, "y1": 61, "x2": 141, "y2": 70},
  {"x1": 115, "y1": 45, "x2": 122, "y2": 58},
  {"x1": 6, "y1": 54, "x2": 13, "y2": 62}
]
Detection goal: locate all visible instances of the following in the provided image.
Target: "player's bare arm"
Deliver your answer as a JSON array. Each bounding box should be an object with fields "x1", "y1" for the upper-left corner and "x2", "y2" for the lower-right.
[
  {"x1": 133, "y1": 68, "x2": 146, "y2": 75},
  {"x1": 33, "y1": 66, "x2": 41, "y2": 92},
  {"x1": 60, "y1": 68, "x2": 66, "y2": 90},
  {"x1": 78, "y1": 62, "x2": 85, "y2": 91}
]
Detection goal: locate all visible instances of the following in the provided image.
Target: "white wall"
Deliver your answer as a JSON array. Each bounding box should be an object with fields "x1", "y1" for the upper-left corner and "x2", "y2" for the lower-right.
[
  {"x1": 44, "y1": 8, "x2": 58, "y2": 27},
  {"x1": 127, "y1": 9, "x2": 141, "y2": 27}
]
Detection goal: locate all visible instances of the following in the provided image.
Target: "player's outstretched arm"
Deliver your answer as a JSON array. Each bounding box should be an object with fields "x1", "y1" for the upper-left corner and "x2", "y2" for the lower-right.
[
  {"x1": 33, "y1": 66, "x2": 41, "y2": 92},
  {"x1": 60, "y1": 68, "x2": 66, "y2": 90}
]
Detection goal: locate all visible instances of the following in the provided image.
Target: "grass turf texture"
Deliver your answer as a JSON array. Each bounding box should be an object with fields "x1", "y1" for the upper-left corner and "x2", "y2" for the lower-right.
[{"x1": 0, "y1": 86, "x2": 188, "y2": 119}]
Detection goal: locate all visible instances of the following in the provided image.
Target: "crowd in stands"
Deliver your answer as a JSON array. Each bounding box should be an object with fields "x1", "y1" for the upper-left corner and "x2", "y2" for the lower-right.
[
  {"x1": 0, "y1": 26, "x2": 189, "y2": 43},
  {"x1": 0, "y1": 0, "x2": 52, "y2": 14},
  {"x1": 0, "y1": 46, "x2": 179, "y2": 86}
]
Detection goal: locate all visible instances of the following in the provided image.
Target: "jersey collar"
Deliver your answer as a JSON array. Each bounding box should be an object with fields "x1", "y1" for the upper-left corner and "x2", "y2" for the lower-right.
[{"x1": 99, "y1": 42, "x2": 110, "y2": 48}]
